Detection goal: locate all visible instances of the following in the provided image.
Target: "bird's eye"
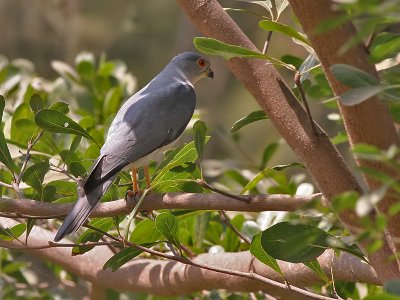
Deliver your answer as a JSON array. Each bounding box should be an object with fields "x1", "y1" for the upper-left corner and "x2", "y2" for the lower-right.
[{"x1": 197, "y1": 58, "x2": 206, "y2": 68}]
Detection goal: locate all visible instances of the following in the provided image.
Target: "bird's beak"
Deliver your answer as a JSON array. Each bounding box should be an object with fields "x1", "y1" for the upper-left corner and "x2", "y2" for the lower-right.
[{"x1": 205, "y1": 68, "x2": 214, "y2": 79}]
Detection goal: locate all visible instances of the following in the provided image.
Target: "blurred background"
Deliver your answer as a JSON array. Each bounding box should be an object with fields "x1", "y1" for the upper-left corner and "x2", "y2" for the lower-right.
[{"x1": 0, "y1": 0, "x2": 341, "y2": 177}]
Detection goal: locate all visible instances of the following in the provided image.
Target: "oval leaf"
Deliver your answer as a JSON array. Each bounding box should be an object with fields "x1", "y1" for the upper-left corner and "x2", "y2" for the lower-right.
[
  {"x1": 35, "y1": 109, "x2": 98, "y2": 145},
  {"x1": 193, "y1": 120, "x2": 207, "y2": 161},
  {"x1": 339, "y1": 85, "x2": 392, "y2": 106},
  {"x1": 22, "y1": 161, "x2": 50, "y2": 193},
  {"x1": 103, "y1": 242, "x2": 159, "y2": 272},
  {"x1": 250, "y1": 232, "x2": 283, "y2": 276},
  {"x1": 259, "y1": 20, "x2": 310, "y2": 46},
  {"x1": 231, "y1": 110, "x2": 268, "y2": 132},
  {"x1": 0, "y1": 131, "x2": 15, "y2": 173},
  {"x1": 0, "y1": 223, "x2": 27, "y2": 241},
  {"x1": 155, "y1": 212, "x2": 180, "y2": 249},
  {"x1": 260, "y1": 222, "x2": 366, "y2": 263},
  {"x1": 29, "y1": 94, "x2": 43, "y2": 114},
  {"x1": 330, "y1": 64, "x2": 379, "y2": 88}
]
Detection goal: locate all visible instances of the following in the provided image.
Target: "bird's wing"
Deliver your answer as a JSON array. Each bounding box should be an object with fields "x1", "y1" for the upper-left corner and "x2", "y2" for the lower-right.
[{"x1": 54, "y1": 81, "x2": 196, "y2": 242}]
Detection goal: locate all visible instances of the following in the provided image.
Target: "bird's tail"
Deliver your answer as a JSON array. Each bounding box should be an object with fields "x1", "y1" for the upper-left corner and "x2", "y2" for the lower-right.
[{"x1": 53, "y1": 173, "x2": 117, "y2": 242}]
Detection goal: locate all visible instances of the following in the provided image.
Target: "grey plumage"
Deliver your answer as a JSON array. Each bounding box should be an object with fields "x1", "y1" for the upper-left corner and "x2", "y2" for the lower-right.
[{"x1": 54, "y1": 52, "x2": 213, "y2": 242}]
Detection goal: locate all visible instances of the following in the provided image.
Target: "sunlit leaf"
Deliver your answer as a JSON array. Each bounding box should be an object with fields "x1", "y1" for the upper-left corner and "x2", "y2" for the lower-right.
[
  {"x1": 49, "y1": 102, "x2": 69, "y2": 114},
  {"x1": 304, "y1": 260, "x2": 329, "y2": 283},
  {"x1": 250, "y1": 232, "x2": 283, "y2": 276},
  {"x1": 155, "y1": 212, "x2": 181, "y2": 250},
  {"x1": 22, "y1": 161, "x2": 49, "y2": 194},
  {"x1": 231, "y1": 110, "x2": 268, "y2": 132},
  {"x1": 35, "y1": 109, "x2": 98, "y2": 145},
  {"x1": 259, "y1": 20, "x2": 310, "y2": 45},
  {"x1": 0, "y1": 223, "x2": 26, "y2": 241},
  {"x1": 193, "y1": 120, "x2": 207, "y2": 161},
  {"x1": 369, "y1": 33, "x2": 400, "y2": 63},
  {"x1": 72, "y1": 218, "x2": 114, "y2": 256}
]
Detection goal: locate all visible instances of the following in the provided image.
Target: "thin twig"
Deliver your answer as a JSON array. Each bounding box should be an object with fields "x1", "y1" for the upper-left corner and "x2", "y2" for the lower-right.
[
  {"x1": 197, "y1": 179, "x2": 250, "y2": 203},
  {"x1": 294, "y1": 72, "x2": 319, "y2": 137},
  {"x1": 49, "y1": 164, "x2": 77, "y2": 182},
  {"x1": 15, "y1": 130, "x2": 44, "y2": 184},
  {"x1": 2, "y1": 241, "x2": 119, "y2": 251},
  {"x1": 219, "y1": 210, "x2": 251, "y2": 244},
  {"x1": 262, "y1": 31, "x2": 273, "y2": 54},
  {"x1": 0, "y1": 181, "x2": 13, "y2": 189}
]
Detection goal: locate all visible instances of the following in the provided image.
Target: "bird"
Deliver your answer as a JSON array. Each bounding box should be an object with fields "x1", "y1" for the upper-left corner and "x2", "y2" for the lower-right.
[{"x1": 54, "y1": 52, "x2": 214, "y2": 242}]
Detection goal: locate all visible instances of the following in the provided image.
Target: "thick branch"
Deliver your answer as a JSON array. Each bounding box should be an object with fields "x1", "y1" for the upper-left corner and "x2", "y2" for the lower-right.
[
  {"x1": 288, "y1": 0, "x2": 400, "y2": 274},
  {"x1": 0, "y1": 193, "x2": 321, "y2": 217},
  {"x1": 0, "y1": 218, "x2": 379, "y2": 298},
  {"x1": 175, "y1": 0, "x2": 400, "y2": 280}
]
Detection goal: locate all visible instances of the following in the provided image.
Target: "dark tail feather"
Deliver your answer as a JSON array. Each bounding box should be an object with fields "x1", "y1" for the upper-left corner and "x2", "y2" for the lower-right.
[{"x1": 54, "y1": 176, "x2": 116, "y2": 242}]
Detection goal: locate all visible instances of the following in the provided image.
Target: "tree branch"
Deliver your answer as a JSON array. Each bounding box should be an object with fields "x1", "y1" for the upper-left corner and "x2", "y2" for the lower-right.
[
  {"x1": 0, "y1": 217, "x2": 380, "y2": 298},
  {"x1": 287, "y1": 0, "x2": 400, "y2": 278},
  {"x1": 175, "y1": 0, "x2": 400, "y2": 280},
  {"x1": 0, "y1": 193, "x2": 321, "y2": 217}
]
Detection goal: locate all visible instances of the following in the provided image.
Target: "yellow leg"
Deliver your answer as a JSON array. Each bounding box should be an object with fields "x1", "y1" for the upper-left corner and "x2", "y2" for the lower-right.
[
  {"x1": 144, "y1": 166, "x2": 151, "y2": 189},
  {"x1": 131, "y1": 167, "x2": 139, "y2": 193}
]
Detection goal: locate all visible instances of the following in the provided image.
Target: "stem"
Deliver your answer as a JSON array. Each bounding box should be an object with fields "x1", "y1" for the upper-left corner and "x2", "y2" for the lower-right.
[
  {"x1": 197, "y1": 179, "x2": 250, "y2": 203},
  {"x1": 294, "y1": 72, "x2": 319, "y2": 137},
  {"x1": 262, "y1": 31, "x2": 273, "y2": 55},
  {"x1": 219, "y1": 210, "x2": 251, "y2": 244}
]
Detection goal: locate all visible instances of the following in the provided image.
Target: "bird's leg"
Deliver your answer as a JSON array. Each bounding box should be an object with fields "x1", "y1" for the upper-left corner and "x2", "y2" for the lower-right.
[
  {"x1": 131, "y1": 167, "x2": 139, "y2": 193},
  {"x1": 126, "y1": 167, "x2": 139, "y2": 199},
  {"x1": 144, "y1": 166, "x2": 151, "y2": 189}
]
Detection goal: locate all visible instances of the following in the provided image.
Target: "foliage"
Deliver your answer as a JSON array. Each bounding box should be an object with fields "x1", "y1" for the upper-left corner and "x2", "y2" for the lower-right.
[{"x1": 0, "y1": 0, "x2": 400, "y2": 299}]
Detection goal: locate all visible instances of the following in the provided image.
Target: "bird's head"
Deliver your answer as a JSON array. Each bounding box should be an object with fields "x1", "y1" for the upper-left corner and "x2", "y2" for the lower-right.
[{"x1": 171, "y1": 52, "x2": 214, "y2": 84}]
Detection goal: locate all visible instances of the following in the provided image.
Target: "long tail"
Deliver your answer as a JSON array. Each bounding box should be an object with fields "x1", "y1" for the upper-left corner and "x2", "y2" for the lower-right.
[{"x1": 54, "y1": 155, "x2": 125, "y2": 242}]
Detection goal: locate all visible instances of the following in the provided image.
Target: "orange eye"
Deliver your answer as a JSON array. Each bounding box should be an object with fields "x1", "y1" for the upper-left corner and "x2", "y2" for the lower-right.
[{"x1": 197, "y1": 58, "x2": 206, "y2": 68}]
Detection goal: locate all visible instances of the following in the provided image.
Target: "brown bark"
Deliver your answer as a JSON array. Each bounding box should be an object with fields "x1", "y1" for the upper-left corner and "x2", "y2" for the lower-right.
[
  {"x1": 0, "y1": 193, "x2": 321, "y2": 217},
  {"x1": 175, "y1": 0, "x2": 400, "y2": 280},
  {"x1": 288, "y1": 0, "x2": 400, "y2": 258},
  {"x1": 0, "y1": 217, "x2": 380, "y2": 298}
]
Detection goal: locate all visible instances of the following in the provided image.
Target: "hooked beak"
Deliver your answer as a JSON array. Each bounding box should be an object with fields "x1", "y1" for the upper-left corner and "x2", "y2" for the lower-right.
[{"x1": 205, "y1": 68, "x2": 214, "y2": 79}]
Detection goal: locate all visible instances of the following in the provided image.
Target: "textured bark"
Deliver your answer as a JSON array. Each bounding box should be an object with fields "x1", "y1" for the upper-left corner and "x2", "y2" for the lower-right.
[
  {"x1": 0, "y1": 193, "x2": 321, "y2": 217},
  {"x1": 288, "y1": 0, "x2": 400, "y2": 259},
  {"x1": 175, "y1": 0, "x2": 400, "y2": 280},
  {"x1": 0, "y1": 218, "x2": 379, "y2": 298}
]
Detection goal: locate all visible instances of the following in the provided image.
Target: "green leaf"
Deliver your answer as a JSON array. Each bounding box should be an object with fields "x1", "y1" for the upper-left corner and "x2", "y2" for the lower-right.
[
  {"x1": 259, "y1": 20, "x2": 310, "y2": 45},
  {"x1": 338, "y1": 85, "x2": 398, "y2": 106},
  {"x1": 193, "y1": 120, "x2": 207, "y2": 161},
  {"x1": 25, "y1": 219, "x2": 36, "y2": 244},
  {"x1": 0, "y1": 95, "x2": 5, "y2": 120},
  {"x1": 29, "y1": 94, "x2": 43, "y2": 114},
  {"x1": 68, "y1": 161, "x2": 86, "y2": 178},
  {"x1": 102, "y1": 242, "x2": 159, "y2": 272},
  {"x1": 369, "y1": 32, "x2": 400, "y2": 63},
  {"x1": 224, "y1": 214, "x2": 245, "y2": 252},
  {"x1": 330, "y1": 64, "x2": 379, "y2": 88},
  {"x1": 155, "y1": 212, "x2": 181, "y2": 249},
  {"x1": 250, "y1": 232, "x2": 283, "y2": 276},
  {"x1": 241, "y1": 166, "x2": 274, "y2": 194},
  {"x1": 35, "y1": 109, "x2": 98, "y2": 145},
  {"x1": 0, "y1": 131, "x2": 15, "y2": 173},
  {"x1": 261, "y1": 142, "x2": 279, "y2": 169},
  {"x1": 51, "y1": 60, "x2": 80, "y2": 83},
  {"x1": 231, "y1": 110, "x2": 268, "y2": 133},
  {"x1": 0, "y1": 223, "x2": 26, "y2": 241},
  {"x1": 304, "y1": 260, "x2": 329, "y2": 283},
  {"x1": 103, "y1": 86, "x2": 122, "y2": 116},
  {"x1": 194, "y1": 37, "x2": 266, "y2": 61},
  {"x1": 49, "y1": 102, "x2": 69, "y2": 114},
  {"x1": 260, "y1": 222, "x2": 366, "y2": 263},
  {"x1": 72, "y1": 218, "x2": 114, "y2": 255},
  {"x1": 152, "y1": 139, "x2": 208, "y2": 186},
  {"x1": 22, "y1": 161, "x2": 49, "y2": 194}
]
